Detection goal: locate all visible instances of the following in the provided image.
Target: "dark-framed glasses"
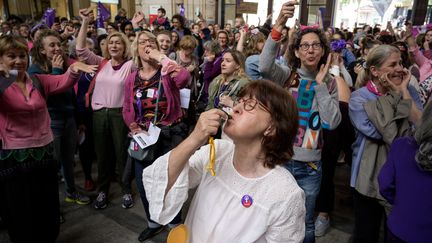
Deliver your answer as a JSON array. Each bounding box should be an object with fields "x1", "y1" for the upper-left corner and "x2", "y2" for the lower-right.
[
  {"x1": 138, "y1": 38, "x2": 156, "y2": 45},
  {"x1": 235, "y1": 98, "x2": 270, "y2": 113},
  {"x1": 298, "y1": 42, "x2": 322, "y2": 51}
]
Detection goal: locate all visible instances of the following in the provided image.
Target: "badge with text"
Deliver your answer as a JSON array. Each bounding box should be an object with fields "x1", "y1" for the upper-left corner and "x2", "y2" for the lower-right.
[
  {"x1": 241, "y1": 194, "x2": 253, "y2": 208},
  {"x1": 132, "y1": 122, "x2": 161, "y2": 149}
]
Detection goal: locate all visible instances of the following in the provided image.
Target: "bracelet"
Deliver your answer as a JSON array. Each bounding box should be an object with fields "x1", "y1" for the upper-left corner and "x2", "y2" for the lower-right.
[
  {"x1": 133, "y1": 27, "x2": 142, "y2": 32},
  {"x1": 271, "y1": 28, "x2": 282, "y2": 41}
]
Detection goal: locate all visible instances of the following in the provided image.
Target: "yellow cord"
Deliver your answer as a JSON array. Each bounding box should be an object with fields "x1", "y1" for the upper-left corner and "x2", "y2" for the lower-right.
[{"x1": 207, "y1": 137, "x2": 216, "y2": 176}]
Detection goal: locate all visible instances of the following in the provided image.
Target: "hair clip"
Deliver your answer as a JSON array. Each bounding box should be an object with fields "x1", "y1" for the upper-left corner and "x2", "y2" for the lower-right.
[
  {"x1": 300, "y1": 24, "x2": 319, "y2": 31},
  {"x1": 251, "y1": 28, "x2": 259, "y2": 35}
]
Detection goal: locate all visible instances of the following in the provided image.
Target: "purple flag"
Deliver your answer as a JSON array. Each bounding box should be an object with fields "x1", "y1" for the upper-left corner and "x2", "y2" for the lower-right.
[
  {"x1": 42, "y1": 8, "x2": 56, "y2": 28},
  {"x1": 179, "y1": 4, "x2": 185, "y2": 17},
  {"x1": 97, "y1": 1, "x2": 111, "y2": 29}
]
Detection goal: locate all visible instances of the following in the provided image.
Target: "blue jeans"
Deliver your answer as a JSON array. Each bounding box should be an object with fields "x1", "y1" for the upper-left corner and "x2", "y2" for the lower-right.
[{"x1": 284, "y1": 160, "x2": 322, "y2": 243}]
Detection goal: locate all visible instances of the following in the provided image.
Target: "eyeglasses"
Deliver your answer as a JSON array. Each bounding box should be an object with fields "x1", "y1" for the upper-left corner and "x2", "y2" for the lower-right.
[
  {"x1": 138, "y1": 38, "x2": 156, "y2": 45},
  {"x1": 234, "y1": 98, "x2": 270, "y2": 113},
  {"x1": 298, "y1": 42, "x2": 322, "y2": 51}
]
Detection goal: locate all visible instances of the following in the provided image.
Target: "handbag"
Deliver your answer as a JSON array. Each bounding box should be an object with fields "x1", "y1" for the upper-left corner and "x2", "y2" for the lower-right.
[{"x1": 128, "y1": 76, "x2": 163, "y2": 161}]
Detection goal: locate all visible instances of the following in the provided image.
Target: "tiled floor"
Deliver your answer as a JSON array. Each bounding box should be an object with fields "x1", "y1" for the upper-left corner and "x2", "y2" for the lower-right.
[{"x1": 1, "y1": 163, "x2": 360, "y2": 243}]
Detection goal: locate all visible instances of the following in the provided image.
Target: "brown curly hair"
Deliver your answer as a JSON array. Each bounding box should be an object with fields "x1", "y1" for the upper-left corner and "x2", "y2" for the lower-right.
[
  {"x1": 287, "y1": 28, "x2": 330, "y2": 71},
  {"x1": 238, "y1": 80, "x2": 299, "y2": 168}
]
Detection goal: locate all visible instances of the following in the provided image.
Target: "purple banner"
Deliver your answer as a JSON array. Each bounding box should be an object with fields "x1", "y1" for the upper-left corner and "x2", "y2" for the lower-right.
[
  {"x1": 97, "y1": 1, "x2": 111, "y2": 29},
  {"x1": 179, "y1": 4, "x2": 185, "y2": 17},
  {"x1": 42, "y1": 8, "x2": 56, "y2": 28}
]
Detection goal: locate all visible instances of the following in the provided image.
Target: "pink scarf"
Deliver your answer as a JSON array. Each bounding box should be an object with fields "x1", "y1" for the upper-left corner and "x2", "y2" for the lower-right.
[{"x1": 366, "y1": 80, "x2": 383, "y2": 96}]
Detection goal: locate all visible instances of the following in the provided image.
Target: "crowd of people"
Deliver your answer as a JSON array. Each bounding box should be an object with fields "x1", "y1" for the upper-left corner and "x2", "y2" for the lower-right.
[{"x1": 0, "y1": 1, "x2": 432, "y2": 242}]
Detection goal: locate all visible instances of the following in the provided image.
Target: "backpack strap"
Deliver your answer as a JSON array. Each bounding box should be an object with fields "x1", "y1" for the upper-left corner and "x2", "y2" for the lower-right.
[
  {"x1": 283, "y1": 69, "x2": 298, "y2": 89},
  {"x1": 0, "y1": 73, "x2": 17, "y2": 96},
  {"x1": 29, "y1": 75, "x2": 46, "y2": 99},
  {"x1": 85, "y1": 59, "x2": 109, "y2": 108},
  {"x1": 0, "y1": 73, "x2": 45, "y2": 99}
]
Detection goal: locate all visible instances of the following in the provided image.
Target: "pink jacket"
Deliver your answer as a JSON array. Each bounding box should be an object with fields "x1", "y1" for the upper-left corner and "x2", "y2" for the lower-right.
[
  {"x1": 409, "y1": 47, "x2": 432, "y2": 82},
  {"x1": 122, "y1": 60, "x2": 190, "y2": 127},
  {"x1": 0, "y1": 69, "x2": 80, "y2": 149}
]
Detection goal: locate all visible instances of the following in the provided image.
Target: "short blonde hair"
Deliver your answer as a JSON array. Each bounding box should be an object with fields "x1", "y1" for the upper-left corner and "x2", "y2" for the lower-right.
[
  {"x1": 0, "y1": 35, "x2": 28, "y2": 56},
  {"x1": 179, "y1": 35, "x2": 198, "y2": 50},
  {"x1": 131, "y1": 31, "x2": 159, "y2": 68},
  {"x1": 102, "y1": 32, "x2": 131, "y2": 60}
]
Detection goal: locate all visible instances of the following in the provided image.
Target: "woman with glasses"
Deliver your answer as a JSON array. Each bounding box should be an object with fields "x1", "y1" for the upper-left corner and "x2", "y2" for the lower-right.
[
  {"x1": 122, "y1": 25, "x2": 190, "y2": 241},
  {"x1": 142, "y1": 80, "x2": 305, "y2": 242},
  {"x1": 206, "y1": 49, "x2": 250, "y2": 112},
  {"x1": 76, "y1": 9, "x2": 136, "y2": 210},
  {"x1": 259, "y1": 2, "x2": 341, "y2": 242}
]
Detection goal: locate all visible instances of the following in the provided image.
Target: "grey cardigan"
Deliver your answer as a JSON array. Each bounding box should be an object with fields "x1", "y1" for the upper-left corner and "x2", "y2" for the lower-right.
[{"x1": 259, "y1": 36, "x2": 342, "y2": 162}]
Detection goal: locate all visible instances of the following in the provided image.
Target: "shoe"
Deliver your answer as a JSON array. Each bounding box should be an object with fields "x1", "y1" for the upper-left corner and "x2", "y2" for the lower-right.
[
  {"x1": 84, "y1": 179, "x2": 95, "y2": 191},
  {"x1": 60, "y1": 212, "x2": 65, "y2": 224},
  {"x1": 65, "y1": 191, "x2": 91, "y2": 205},
  {"x1": 138, "y1": 226, "x2": 164, "y2": 242},
  {"x1": 315, "y1": 215, "x2": 330, "y2": 237},
  {"x1": 122, "y1": 193, "x2": 134, "y2": 209},
  {"x1": 94, "y1": 192, "x2": 108, "y2": 209}
]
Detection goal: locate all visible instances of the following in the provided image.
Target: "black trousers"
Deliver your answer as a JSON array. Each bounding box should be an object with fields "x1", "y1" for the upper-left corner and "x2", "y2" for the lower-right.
[
  {"x1": 353, "y1": 190, "x2": 386, "y2": 243},
  {"x1": 316, "y1": 102, "x2": 355, "y2": 213},
  {"x1": 78, "y1": 110, "x2": 95, "y2": 181},
  {"x1": 0, "y1": 158, "x2": 60, "y2": 243}
]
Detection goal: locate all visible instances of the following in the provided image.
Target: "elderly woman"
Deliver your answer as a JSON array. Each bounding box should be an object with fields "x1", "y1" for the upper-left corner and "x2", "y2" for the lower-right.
[
  {"x1": 0, "y1": 35, "x2": 96, "y2": 243},
  {"x1": 122, "y1": 27, "x2": 190, "y2": 241},
  {"x1": 143, "y1": 80, "x2": 305, "y2": 242},
  {"x1": 199, "y1": 40, "x2": 223, "y2": 105},
  {"x1": 349, "y1": 44, "x2": 423, "y2": 243},
  {"x1": 258, "y1": 2, "x2": 341, "y2": 242},
  {"x1": 76, "y1": 9, "x2": 136, "y2": 209}
]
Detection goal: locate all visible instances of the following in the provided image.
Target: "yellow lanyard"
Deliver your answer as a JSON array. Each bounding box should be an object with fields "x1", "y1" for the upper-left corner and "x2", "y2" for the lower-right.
[{"x1": 207, "y1": 137, "x2": 216, "y2": 176}]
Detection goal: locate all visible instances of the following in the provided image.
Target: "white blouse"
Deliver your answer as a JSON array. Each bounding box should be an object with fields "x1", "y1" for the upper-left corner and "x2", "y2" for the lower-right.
[{"x1": 143, "y1": 139, "x2": 305, "y2": 243}]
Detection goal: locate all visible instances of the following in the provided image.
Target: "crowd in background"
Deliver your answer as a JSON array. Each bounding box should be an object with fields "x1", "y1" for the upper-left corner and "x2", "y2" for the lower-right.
[{"x1": 1, "y1": 1, "x2": 432, "y2": 243}]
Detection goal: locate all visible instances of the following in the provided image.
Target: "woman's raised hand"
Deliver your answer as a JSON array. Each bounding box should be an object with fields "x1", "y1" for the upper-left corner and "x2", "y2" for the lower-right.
[
  {"x1": 274, "y1": 1, "x2": 298, "y2": 31},
  {"x1": 70, "y1": 62, "x2": 98, "y2": 74},
  {"x1": 190, "y1": 109, "x2": 228, "y2": 146},
  {"x1": 132, "y1": 11, "x2": 145, "y2": 25},
  {"x1": 79, "y1": 8, "x2": 94, "y2": 23},
  {"x1": 316, "y1": 53, "x2": 332, "y2": 84}
]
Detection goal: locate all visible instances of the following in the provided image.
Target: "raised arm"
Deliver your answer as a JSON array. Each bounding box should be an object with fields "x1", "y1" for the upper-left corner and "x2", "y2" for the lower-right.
[
  {"x1": 131, "y1": 11, "x2": 145, "y2": 33},
  {"x1": 259, "y1": 1, "x2": 297, "y2": 85},
  {"x1": 77, "y1": 9, "x2": 92, "y2": 51},
  {"x1": 236, "y1": 28, "x2": 247, "y2": 52},
  {"x1": 76, "y1": 9, "x2": 103, "y2": 65},
  {"x1": 37, "y1": 62, "x2": 98, "y2": 95}
]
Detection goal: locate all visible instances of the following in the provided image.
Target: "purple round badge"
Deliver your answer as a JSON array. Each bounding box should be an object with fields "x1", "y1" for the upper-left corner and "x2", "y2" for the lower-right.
[{"x1": 241, "y1": 194, "x2": 253, "y2": 208}]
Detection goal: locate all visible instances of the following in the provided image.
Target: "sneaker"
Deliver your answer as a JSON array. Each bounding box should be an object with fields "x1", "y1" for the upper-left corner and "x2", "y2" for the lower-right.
[
  {"x1": 84, "y1": 179, "x2": 95, "y2": 191},
  {"x1": 65, "y1": 191, "x2": 91, "y2": 205},
  {"x1": 315, "y1": 215, "x2": 330, "y2": 237},
  {"x1": 138, "y1": 226, "x2": 164, "y2": 242},
  {"x1": 94, "y1": 192, "x2": 108, "y2": 209},
  {"x1": 59, "y1": 212, "x2": 65, "y2": 224},
  {"x1": 122, "y1": 193, "x2": 134, "y2": 209}
]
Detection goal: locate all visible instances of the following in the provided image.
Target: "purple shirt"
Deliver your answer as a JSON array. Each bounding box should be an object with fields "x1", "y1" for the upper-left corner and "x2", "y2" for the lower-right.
[{"x1": 378, "y1": 137, "x2": 432, "y2": 243}]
